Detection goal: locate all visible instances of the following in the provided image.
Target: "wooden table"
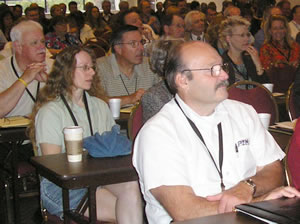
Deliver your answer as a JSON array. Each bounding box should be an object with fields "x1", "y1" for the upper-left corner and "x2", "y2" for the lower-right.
[
  {"x1": 30, "y1": 151, "x2": 138, "y2": 224},
  {"x1": 173, "y1": 211, "x2": 266, "y2": 224}
]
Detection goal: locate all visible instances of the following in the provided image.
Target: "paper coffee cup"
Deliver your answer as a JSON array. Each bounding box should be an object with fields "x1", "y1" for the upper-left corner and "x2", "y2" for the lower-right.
[
  {"x1": 109, "y1": 98, "x2": 121, "y2": 119},
  {"x1": 258, "y1": 113, "x2": 271, "y2": 129},
  {"x1": 263, "y1": 83, "x2": 274, "y2": 93},
  {"x1": 63, "y1": 126, "x2": 83, "y2": 162}
]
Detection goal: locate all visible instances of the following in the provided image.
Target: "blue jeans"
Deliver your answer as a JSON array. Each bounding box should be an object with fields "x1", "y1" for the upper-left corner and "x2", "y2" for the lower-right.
[{"x1": 40, "y1": 178, "x2": 87, "y2": 219}]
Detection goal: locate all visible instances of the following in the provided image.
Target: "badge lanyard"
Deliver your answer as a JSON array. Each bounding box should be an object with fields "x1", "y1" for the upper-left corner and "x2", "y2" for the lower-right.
[
  {"x1": 175, "y1": 99, "x2": 225, "y2": 191},
  {"x1": 61, "y1": 91, "x2": 94, "y2": 136}
]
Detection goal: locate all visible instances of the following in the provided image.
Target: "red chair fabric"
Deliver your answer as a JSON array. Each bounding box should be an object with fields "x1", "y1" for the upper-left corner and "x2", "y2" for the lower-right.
[
  {"x1": 228, "y1": 81, "x2": 279, "y2": 125},
  {"x1": 265, "y1": 65, "x2": 297, "y2": 93},
  {"x1": 287, "y1": 119, "x2": 300, "y2": 190}
]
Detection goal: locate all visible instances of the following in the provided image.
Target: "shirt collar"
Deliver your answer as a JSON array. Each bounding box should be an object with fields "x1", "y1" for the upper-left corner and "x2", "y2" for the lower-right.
[{"x1": 174, "y1": 94, "x2": 227, "y2": 126}]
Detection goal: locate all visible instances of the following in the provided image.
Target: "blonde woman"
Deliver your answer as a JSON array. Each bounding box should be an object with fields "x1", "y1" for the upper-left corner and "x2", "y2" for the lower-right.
[
  {"x1": 29, "y1": 46, "x2": 143, "y2": 223},
  {"x1": 219, "y1": 16, "x2": 268, "y2": 85}
]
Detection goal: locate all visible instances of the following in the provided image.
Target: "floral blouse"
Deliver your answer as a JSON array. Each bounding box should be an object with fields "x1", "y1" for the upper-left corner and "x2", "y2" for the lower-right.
[
  {"x1": 260, "y1": 41, "x2": 300, "y2": 70},
  {"x1": 45, "y1": 32, "x2": 81, "y2": 50}
]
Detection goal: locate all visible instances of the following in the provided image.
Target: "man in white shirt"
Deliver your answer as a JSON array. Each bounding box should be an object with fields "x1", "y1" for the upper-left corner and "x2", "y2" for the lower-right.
[
  {"x1": 133, "y1": 41, "x2": 300, "y2": 223},
  {"x1": 289, "y1": 5, "x2": 300, "y2": 40},
  {"x1": 0, "y1": 20, "x2": 52, "y2": 118}
]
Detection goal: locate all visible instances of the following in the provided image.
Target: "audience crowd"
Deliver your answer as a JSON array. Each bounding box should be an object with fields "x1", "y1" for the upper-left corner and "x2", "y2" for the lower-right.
[{"x1": 1, "y1": 0, "x2": 300, "y2": 223}]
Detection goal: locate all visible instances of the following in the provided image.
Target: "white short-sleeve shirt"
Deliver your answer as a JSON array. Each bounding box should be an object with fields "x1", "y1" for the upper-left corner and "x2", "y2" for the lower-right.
[
  {"x1": 35, "y1": 93, "x2": 115, "y2": 155},
  {"x1": 133, "y1": 95, "x2": 285, "y2": 224}
]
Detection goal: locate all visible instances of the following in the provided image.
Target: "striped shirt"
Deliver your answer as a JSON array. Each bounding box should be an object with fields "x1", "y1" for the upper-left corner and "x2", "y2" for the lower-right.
[{"x1": 96, "y1": 54, "x2": 160, "y2": 97}]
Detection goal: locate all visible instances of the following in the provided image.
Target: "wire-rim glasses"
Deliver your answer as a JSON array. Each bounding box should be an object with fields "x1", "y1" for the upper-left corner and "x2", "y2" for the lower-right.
[{"x1": 181, "y1": 63, "x2": 229, "y2": 77}]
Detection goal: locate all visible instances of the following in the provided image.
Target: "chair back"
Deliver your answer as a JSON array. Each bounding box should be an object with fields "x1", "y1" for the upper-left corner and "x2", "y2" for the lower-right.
[
  {"x1": 228, "y1": 80, "x2": 279, "y2": 125},
  {"x1": 265, "y1": 65, "x2": 297, "y2": 93},
  {"x1": 286, "y1": 83, "x2": 297, "y2": 121},
  {"x1": 84, "y1": 41, "x2": 106, "y2": 58},
  {"x1": 128, "y1": 103, "x2": 143, "y2": 141}
]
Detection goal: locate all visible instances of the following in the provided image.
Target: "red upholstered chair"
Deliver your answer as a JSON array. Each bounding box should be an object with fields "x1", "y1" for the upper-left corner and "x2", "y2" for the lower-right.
[
  {"x1": 286, "y1": 83, "x2": 297, "y2": 121},
  {"x1": 128, "y1": 103, "x2": 143, "y2": 141},
  {"x1": 227, "y1": 80, "x2": 279, "y2": 125},
  {"x1": 265, "y1": 65, "x2": 297, "y2": 93}
]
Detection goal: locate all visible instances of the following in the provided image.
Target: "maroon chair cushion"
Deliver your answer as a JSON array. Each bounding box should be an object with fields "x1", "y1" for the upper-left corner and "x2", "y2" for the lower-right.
[
  {"x1": 266, "y1": 66, "x2": 297, "y2": 93},
  {"x1": 132, "y1": 105, "x2": 143, "y2": 141},
  {"x1": 228, "y1": 87, "x2": 277, "y2": 125}
]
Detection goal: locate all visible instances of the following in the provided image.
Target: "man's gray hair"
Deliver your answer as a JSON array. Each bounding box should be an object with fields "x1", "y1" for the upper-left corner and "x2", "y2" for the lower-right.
[
  {"x1": 184, "y1": 11, "x2": 206, "y2": 32},
  {"x1": 10, "y1": 20, "x2": 43, "y2": 43}
]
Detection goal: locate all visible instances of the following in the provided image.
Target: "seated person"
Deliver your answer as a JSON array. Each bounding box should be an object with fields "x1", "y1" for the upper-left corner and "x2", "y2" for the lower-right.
[
  {"x1": 120, "y1": 10, "x2": 159, "y2": 43},
  {"x1": 0, "y1": 20, "x2": 52, "y2": 177},
  {"x1": 133, "y1": 41, "x2": 300, "y2": 223},
  {"x1": 260, "y1": 15, "x2": 300, "y2": 92},
  {"x1": 161, "y1": 14, "x2": 185, "y2": 40},
  {"x1": 67, "y1": 11, "x2": 96, "y2": 44},
  {"x1": 219, "y1": 16, "x2": 268, "y2": 85},
  {"x1": 141, "y1": 39, "x2": 182, "y2": 123},
  {"x1": 287, "y1": 119, "x2": 300, "y2": 190},
  {"x1": 29, "y1": 46, "x2": 143, "y2": 223},
  {"x1": 184, "y1": 11, "x2": 207, "y2": 42},
  {"x1": 96, "y1": 25, "x2": 160, "y2": 106},
  {"x1": 45, "y1": 16, "x2": 81, "y2": 56}
]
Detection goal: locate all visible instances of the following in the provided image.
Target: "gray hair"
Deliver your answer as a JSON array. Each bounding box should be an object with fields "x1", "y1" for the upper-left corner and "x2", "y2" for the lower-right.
[
  {"x1": 224, "y1": 6, "x2": 240, "y2": 17},
  {"x1": 150, "y1": 39, "x2": 184, "y2": 77},
  {"x1": 165, "y1": 41, "x2": 192, "y2": 93},
  {"x1": 184, "y1": 10, "x2": 206, "y2": 32},
  {"x1": 10, "y1": 20, "x2": 43, "y2": 43}
]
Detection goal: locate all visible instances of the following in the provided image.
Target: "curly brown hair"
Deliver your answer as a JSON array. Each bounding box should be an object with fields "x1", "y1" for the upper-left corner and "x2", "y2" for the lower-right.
[{"x1": 28, "y1": 46, "x2": 107, "y2": 151}]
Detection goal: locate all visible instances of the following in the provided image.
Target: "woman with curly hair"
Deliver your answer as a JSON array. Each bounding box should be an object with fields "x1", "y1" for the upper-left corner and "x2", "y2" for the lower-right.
[
  {"x1": 29, "y1": 46, "x2": 143, "y2": 223},
  {"x1": 219, "y1": 16, "x2": 268, "y2": 85}
]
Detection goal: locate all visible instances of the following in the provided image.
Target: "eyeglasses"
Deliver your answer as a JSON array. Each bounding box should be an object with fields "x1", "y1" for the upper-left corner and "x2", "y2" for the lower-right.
[
  {"x1": 116, "y1": 39, "x2": 147, "y2": 48},
  {"x1": 181, "y1": 63, "x2": 229, "y2": 77},
  {"x1": 76, "y1": 65, "x2": 96, "y2": 72},
  {"x1": 231, "y1": 32, "x2": 251, "y2": 38}
]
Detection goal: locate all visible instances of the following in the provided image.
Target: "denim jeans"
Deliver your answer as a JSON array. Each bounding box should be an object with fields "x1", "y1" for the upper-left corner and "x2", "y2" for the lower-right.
[{"x1": 40, "y1": 178, "x2": 87, "y2": 219}]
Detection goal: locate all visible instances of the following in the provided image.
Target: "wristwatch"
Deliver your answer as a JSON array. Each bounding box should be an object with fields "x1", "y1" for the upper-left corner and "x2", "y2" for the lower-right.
[{"x1": 243, "y1": 178, "x2": 256, "y2": 196}]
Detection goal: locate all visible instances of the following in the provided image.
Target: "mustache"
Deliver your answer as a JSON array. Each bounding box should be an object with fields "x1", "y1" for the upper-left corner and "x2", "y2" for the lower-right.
[{"x1": 216, "y1": 80, "x2": 229, "y2": 89}]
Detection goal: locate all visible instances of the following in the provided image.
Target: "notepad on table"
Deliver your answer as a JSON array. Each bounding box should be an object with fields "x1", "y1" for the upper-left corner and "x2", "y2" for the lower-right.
[{"x1": 0, "y1": 116, "x2": 30, "y2": 128}]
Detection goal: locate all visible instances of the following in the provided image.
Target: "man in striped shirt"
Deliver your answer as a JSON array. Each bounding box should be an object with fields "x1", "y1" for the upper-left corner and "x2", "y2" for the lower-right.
[{"x1": 96, "y1": 25, "x2": 160, "y2": 106}]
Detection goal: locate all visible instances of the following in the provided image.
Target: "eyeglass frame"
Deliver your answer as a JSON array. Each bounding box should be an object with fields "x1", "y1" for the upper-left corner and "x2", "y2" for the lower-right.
[
  {"x1": 75, "y1": 65, "x2": 96, "y2": 72},
  {"x1": 180, "y1": 63, "x2": 229, "y2": 77},
  {"x1": 115, "y1": 39, "x2": 148, "y2": 48},
  {"x1": 231, "y1": 32, "x2": 251, "y2": 38}
]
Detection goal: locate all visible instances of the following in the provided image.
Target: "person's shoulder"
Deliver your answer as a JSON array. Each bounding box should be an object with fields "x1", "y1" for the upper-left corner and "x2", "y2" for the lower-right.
[
  {"x1": 96, "y1": 54, "x2": 111, "y2": 65},
  {"x1": 222, "y1": 99, "x2": 254, "y2": 111},
  {"x1": 39, "y1": 98, "x2": 62, "y2": 111},
  {"x1": 88, "y1": 95, "x2": 108, "y2": 107}
]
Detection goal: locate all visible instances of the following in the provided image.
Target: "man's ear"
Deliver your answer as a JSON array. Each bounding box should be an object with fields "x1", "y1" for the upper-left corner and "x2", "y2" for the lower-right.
[
  {"x1": 13, "y1": 41, "x2": 22, "y2": 55},
  {"x1": 175, "y1": 72, "x2": 189, "y2": 90},
  {"x1": 114, "y1": 44, "x2": 122, "y2": 55}
]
